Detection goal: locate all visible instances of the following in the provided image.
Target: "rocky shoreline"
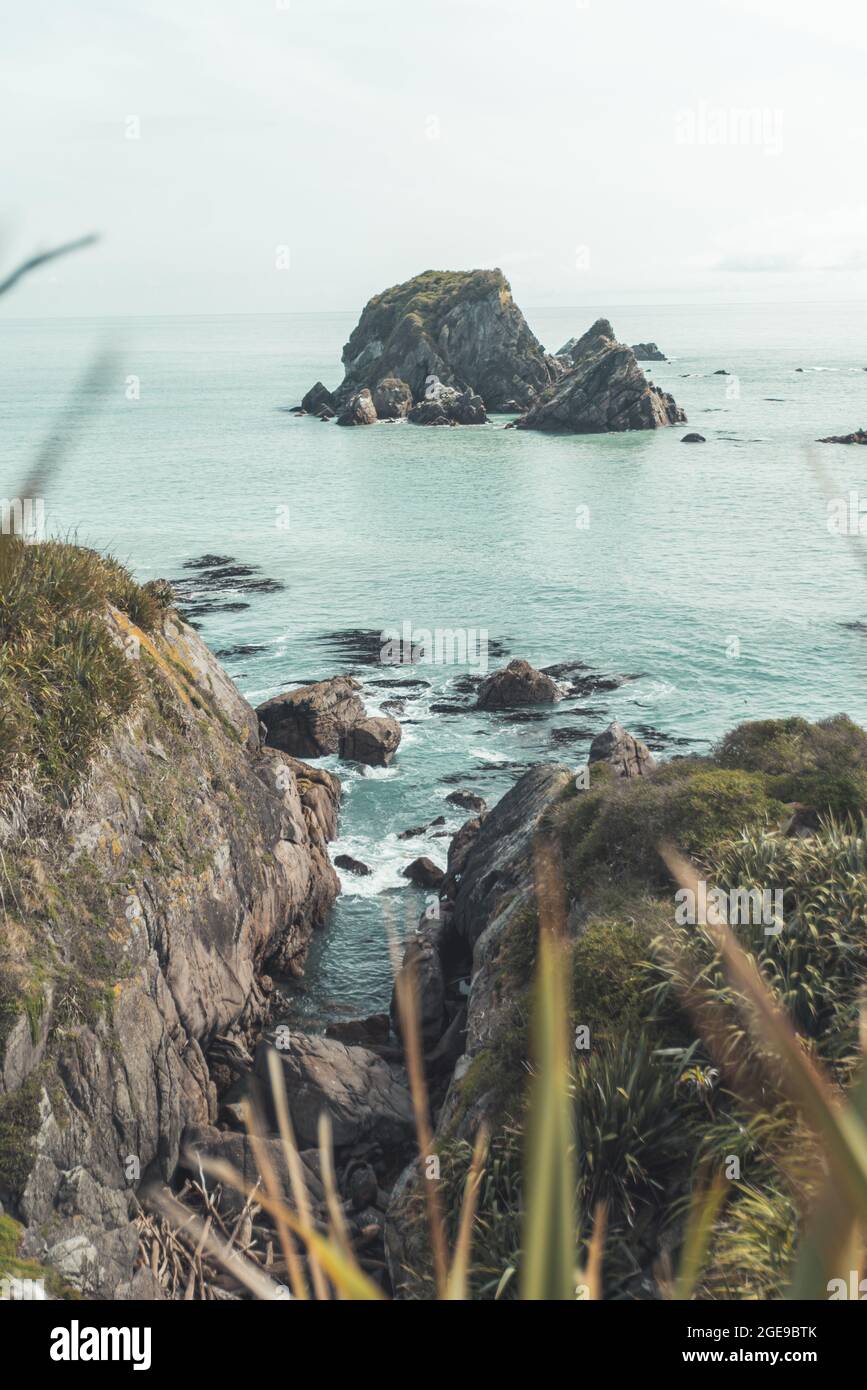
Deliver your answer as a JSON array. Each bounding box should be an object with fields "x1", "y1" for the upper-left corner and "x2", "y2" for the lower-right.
[{"x1": 0, "y1": 604, "x2": 663, "y2": 1300}]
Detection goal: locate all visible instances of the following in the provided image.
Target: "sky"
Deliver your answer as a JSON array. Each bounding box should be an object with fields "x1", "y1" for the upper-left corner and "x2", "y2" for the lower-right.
[{"x1": 2, "y1": 0, "x2": 867, "y2": 316}]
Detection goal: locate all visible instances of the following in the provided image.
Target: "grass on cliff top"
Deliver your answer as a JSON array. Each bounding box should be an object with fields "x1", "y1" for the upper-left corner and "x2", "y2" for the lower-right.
[
  {"x1": 346, "y1": 269, "x2": 509, "y2": 357},
  {"x1": 0, "y1": 536, "x2": 172, "y2": 806}
]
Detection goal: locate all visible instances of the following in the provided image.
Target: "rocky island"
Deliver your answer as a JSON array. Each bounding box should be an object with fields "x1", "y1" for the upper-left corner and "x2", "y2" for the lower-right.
[{"x1": 295, "y1": 270, "x2": 685, "y2": 434}]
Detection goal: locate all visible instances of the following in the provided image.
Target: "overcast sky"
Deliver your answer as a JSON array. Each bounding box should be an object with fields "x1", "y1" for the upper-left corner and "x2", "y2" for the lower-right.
[{"x1": 2, "y1": 0, "x2": 867, "y2": 316}]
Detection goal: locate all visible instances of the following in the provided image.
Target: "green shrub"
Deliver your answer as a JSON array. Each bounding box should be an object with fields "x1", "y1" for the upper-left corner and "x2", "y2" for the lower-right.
[{"x1": 563, "y1": 765, "x2": 784, "y2": 886}]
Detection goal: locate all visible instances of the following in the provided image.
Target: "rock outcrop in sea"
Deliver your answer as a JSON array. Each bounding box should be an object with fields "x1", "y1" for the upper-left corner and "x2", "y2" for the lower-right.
[
  {"x1": 818, "y1": 430, "x2": 867, "y2": 445},
  {"x1": 298, "y1": 268, "x2": 556, "y2": 425},
  {"x1": 631, "y1": 341, "x2": 667, "y2": 361},
  {"x1": 517, "y1": 319, "x2": 686, "y2": 434},
  {"x1": 256, "y1": 675, "x2": 402, "y2": 767}
]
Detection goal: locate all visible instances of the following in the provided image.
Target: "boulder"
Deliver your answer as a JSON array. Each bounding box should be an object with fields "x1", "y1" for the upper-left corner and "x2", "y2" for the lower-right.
[
  {"x1": 402, "y1": 856, "x2": 445, "y2": 889},
  {"x1": 588, "y1": 721, "x2": 656, "y2": 778},
  {"x1": 301, "y1": 381, "x2": 336, "y2": 415},
  {"x1": 373, "y1": 377, "x2": 413, "y2": 419},
  {"x1": 516, "y1": 319, "x2": 686, "y2": 434},
  {"x1": 256, "y1": 1031, "x2": 415, "y2": 1149},
  {"x1": 334, "y1": 853, "x2": 371, "y2": 877},
  {"x1": 335, "y1": 268, "x2": 556, "y2": 411},
  {"x1": 340, "y1": 716, "x2": 401, "y2": 767},
  {"x1": 476, "y1": 659, "x2": 563, "y2": 710},
  {"x1": 336, "y1": 388, "x2": 378, "y2": 426},
  {"x1": 257, "y1": 677, "x2": 365, "y2": 758}
]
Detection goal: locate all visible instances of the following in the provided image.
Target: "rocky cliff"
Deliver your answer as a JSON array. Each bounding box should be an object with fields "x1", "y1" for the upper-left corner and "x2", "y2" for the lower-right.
[
  {"x1": 0, "y1": 595, "x2": 339, "y2": 1298},
  {"x1": 333, "y1": 268, "x2": 555, "y2": 412},
  {"x1": 517, "y1": 318, "x2": 686, "y2": 433}
]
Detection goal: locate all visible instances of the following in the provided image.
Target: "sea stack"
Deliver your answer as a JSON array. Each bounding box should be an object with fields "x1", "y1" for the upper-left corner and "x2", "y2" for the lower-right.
[{"x1": 517, "y1": 319, "x2": 686, "y2": 433}]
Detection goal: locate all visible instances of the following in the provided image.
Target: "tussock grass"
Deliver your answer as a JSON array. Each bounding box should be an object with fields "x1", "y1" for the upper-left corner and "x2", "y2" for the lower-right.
[{"x1": 0, "y1": 537, "x2": 172, "y2": 805}]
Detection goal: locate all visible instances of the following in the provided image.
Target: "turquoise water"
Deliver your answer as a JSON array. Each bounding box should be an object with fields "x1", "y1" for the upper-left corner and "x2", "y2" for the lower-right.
[{"x1": 3, "y1": 302, "x2": 867, "y2": 1020}]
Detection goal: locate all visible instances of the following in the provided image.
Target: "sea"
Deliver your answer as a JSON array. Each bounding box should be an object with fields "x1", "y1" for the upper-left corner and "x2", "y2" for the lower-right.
[{"x1": 3, "y1": 301, "x2": 866, "y2": 1023}]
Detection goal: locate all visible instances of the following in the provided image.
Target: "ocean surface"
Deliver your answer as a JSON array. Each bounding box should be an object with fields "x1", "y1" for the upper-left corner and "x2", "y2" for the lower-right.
[{"x1": 3, "y1": 301, "x2": 867, "y2": 1023}]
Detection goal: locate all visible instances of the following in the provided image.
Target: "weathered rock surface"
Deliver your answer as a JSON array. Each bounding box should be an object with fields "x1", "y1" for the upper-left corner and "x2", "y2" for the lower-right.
[
  {"x1": 408, "y1": 375, "x2": 487, "y2": 426},
  {"x1": 257, "y1": 1031, "x2": 414, "y2": 1149},
  {"x1": 517, "y1": 319, "x2": 686, "y2": 434},
  {"x1": 0, "y1": 611, "x2": 339, "y2": 1298},
  {"x1": 589, "y1": 720, "x2": 657, "y2": 778},
  {"x1": 336, "y1": 268, "x2": 555, "y2": 411},
  {"x1": 257, "y1": 676, "x2": 365, "y2": 758},
  {"x1": 476, "y1": 658, "x2": 563, "y2": 710},
  {"x1": 340, "y1": 716, "x2": 401, "y2": 767},
  {"x1": 301, "y1": 381, "x2": 336, "y2": 415},
  {"x1": 373, "y1": 377, "x2": 413, "y2": 419},
  {"x1": 390, "y1": 917, "x2": 447, "y2": 1047},
  {"x1": 336, "y1": 388, "x2": 378, "y2": 426}
]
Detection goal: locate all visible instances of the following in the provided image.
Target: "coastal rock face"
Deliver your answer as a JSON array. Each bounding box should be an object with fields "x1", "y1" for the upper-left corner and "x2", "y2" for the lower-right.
[
  {"x1": 589, "y1": 720, "x2": 657, "y2": 778},
  {"x1": 257, "y1": 1031, "x2": 415, "y2": 1149},
  {"x1": 0, "y1": 612, "x2": 339, "y2": 1298},
  {"x1": 340, "y1": 715, "x2": 402, "y2": 767},
  {"x1": 336, "y1": 388, "x2": 378, "y2": 426},
  {"x1": 373, "y1": 377, "x2": 413, "y2": 419},
  {"x1": 336, "y1": 268, "x2": 556, "y2": 411},
  {"x1": 476, "y1": 658, "x2": 563, "y2": 709},
  {"x1": 301, "y1": 381, "x2": 336, "y2": 415},
  {"x1": 517, "y1": 319, "x2": 686, "y2": 434},
  {"x1": 390, "y1": 917, "x2": 446, "y2": 1046},
  {"x1": 257, "y1": 677, "x2": 366, "y2": 758}
]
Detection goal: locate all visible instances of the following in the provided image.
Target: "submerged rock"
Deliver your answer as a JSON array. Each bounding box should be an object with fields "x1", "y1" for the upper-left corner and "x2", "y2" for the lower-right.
[
  {"x1": 588, "y1": 720, "x2": 656, "y2": 778},
  {"x1": 476, "y1": 659, "x2": 563, "y2": 710},
  {"x1": 336, "y1": 268, "x2": 556, "y2": 411},
  {"x1": 516, "y1": 319, "x2": 686, "y2": 434},
  {"x1": 257, "y1": 676, "x2": 365, "y2": 758}
]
